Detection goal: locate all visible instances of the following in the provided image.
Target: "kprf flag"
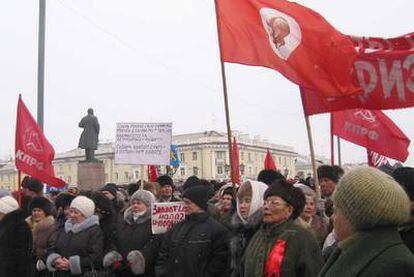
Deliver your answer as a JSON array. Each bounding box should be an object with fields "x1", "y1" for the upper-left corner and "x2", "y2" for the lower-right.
[
  {"x1": 264, "y1": 149, "x2": 277, "y2": 170},
  {"x1": 232, "y1": 137, "x2": 240, "y2": 184},
  {"x1": 301, "y1": 33, "x2": 414, "y2": 115},
  {"x1": 367, "y1": 150, "x2": 390, "y2": 168},
  {"x1": 15, "y1": 96, "x2": 66, "y2": 188},
  {"x1": 216, "y1": 0, "x2": 360, "y2": 97},
  {"x1": 331, "y1": 109, "x2": 410, "y2": 162}
]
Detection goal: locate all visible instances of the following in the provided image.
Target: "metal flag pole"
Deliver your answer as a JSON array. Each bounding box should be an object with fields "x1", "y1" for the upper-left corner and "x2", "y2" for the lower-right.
[
  {"x1": 37, "y1": 0, "x2": 46, "y2": 130},
  {"x1": 330, "y1": 113, "x2": 335, "y2": 166},
  {"x1": 337, "y1": 137, "x2": 342, "y2": 166},
  {"x1": 213, "y1": 0, "x2": 235, "y2": 187}
]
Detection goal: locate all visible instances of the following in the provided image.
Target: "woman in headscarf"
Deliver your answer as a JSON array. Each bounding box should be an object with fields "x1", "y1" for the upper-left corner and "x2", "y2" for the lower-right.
[{"x1": 229, "y1": 180, "x2": 268, "y2": 277}]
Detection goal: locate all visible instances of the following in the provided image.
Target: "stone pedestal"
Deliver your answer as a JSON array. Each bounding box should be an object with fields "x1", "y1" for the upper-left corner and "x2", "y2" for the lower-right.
[{"x1": 77, "y1": 162, "x2": 105, "y2": 191}]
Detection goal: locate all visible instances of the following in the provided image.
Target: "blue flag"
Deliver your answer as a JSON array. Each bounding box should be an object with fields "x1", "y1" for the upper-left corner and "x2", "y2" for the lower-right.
[{"x1": 170, "y1": 145, "x2": 180, "y2": 168}]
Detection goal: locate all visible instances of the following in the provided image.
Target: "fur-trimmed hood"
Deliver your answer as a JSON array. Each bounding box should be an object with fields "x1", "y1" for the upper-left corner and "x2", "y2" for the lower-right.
[
  {"x1": 64, "y1": 215, "x2": 99, "y2": 234},
  {"x1": 123, "y1": 206, "x2": 151, "y2": 225}
]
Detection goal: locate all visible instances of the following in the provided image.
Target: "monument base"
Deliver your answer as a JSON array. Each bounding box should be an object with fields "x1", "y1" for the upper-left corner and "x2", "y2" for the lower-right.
[{"x1": 77, "y1": 162, "x2": 105, "y2": 191}]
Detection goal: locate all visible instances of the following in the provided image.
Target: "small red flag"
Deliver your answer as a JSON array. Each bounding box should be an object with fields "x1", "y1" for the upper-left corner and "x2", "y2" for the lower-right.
[
  {"x1": 232, "y1": 137, "x2": 240, "y2": 185},
  {"x1": 264, "y1": 149, "x2": 277, "y2": 170},
  {"x1": 15, "y1": 96, "x2": 66, "y2": 188},
  {"x1": 331, "y1": 109, "x2": 410, "y2": 162},
  {"x1": 148, "y1": 165, "x2": 158, "y2": 182},
  {"x1": 216, "y1": 0, "x2": 360, "y2": 97}
]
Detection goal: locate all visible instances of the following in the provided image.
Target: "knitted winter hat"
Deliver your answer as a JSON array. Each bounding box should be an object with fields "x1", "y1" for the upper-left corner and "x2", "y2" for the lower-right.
[
  {"x1": 392, "y1": 167, "x2": 414, "y2": 201},
  {"x1": 334, "y1": 167, "x2": 410, "y2": 231},
  {"x1": 70, "y1": 196, "x2": 95, "y2": 218},
  {"x1": 130, "y1": 190, "x2": 156, "y2": 207},
  {"x1": 317, "y1": 165, "x2": 339, "y2": 183},
  {"x1": 0, "y1": 196, "x2": 19, "y2": 215},
  {"x1": 29, "y1": 196, "x2": 52, "y2": 216},
  {"x1": 182, "y1": 185, "x2": 210, "y2": 211},
  {"x1": 156, "y1": 175, "x2": 174, "y2": 187}
]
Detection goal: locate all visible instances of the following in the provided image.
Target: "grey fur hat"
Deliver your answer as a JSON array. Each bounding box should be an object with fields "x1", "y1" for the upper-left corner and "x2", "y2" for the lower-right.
[{"x1": 130, "y1": 190, "x2": 156, "y2": 207}]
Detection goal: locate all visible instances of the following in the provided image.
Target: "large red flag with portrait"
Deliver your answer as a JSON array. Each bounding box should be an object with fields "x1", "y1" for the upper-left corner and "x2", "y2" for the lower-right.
[
  {"x1": 15, "y1": 96, "x2": 66, "y2": 188},
  {"x1": 216, "y1": 0, "x2": 360, "y2": 97},
  {"x1": 331, "y1": 109, "x2": 410, "y2": 162}
]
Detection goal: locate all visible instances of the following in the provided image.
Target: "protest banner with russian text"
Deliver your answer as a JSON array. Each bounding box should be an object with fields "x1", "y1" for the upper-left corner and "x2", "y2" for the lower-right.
[
  {"x1": 151, "y1": 202, "x2": 187, "y2": 234},
  {"x1": 115, "y1": 122, "x2": 172, "y2": 165}
]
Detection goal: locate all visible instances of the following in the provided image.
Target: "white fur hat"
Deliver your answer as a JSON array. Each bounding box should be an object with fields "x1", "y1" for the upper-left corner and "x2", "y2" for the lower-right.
[
  {"x1": 70, "y1": 196, "x2": 95, "y2": 218},
  {"x1": 0, "y1": 196, "x2": 19, "y2": 215}
]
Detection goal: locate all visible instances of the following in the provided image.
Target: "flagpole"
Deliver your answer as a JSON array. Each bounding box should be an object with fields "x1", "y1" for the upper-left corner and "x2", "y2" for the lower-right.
[
  {"x1": 337, "y1": 137, "x2": 342, "y2": 166},
  {"x1": 330, "y1": 114, "x2": 334, "y2": 166},
  {"x1": 214, "y1": 0, "x2": 235, "y2": 187},
  {"x1": 140, "y1": 165, "x2": 146, "y2": 190},
  {"x1": 37, "y1": 0, "x2": 46, "y2": 130},
  {"x1": 300, "y1": 88, "x2": 320, "y2": 199},
  {"x1": 17, "y1": 170, "x2": 22, "y2": 207}
]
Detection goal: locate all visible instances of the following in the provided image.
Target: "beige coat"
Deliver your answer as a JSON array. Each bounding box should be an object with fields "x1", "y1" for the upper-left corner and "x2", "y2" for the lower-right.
[{"x1": 32, "y1": 215, "x2": 55, "y2": 260}]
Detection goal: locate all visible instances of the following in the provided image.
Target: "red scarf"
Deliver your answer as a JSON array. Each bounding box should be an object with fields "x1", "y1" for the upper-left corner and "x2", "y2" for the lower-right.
[{"x1": 265, "y1": 240, "x2": 287, "y2": 277}]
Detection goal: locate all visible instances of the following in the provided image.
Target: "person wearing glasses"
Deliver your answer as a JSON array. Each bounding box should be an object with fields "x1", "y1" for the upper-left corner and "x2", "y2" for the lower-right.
[{"x1": 242, "y1": 181, "x2": 323, "y2": 277}]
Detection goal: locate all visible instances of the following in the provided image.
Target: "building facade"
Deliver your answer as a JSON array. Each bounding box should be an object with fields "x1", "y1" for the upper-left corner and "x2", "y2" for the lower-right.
[{"x1": 0, "y1": 130, "x2": 298, "y2": 190}]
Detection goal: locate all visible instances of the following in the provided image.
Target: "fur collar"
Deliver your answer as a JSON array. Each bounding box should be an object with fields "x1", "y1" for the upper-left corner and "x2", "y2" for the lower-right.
[
  {"x1": 65, "y1": 215, "x2": 99, "y2": 234},
  {"x1": 231, "y1": 209, "x2": 263, "y2": 229},
  {"x1": 33, "y1": 216, "x2": 55, "y2": 232},
  {"x1": 124, "y1": 206, "x2": 151, "y2": 225}
]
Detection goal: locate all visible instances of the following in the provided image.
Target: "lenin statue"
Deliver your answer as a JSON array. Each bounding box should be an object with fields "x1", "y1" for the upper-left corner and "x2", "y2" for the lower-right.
[{"x1": 78, "y1": 108, "x2": 100, "y2": 162}]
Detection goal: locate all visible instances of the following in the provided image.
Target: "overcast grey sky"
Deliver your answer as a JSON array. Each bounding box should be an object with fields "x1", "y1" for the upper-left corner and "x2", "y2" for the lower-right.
[{"x1": 1, "y1": 0, "x2": 413, "y2": 165}]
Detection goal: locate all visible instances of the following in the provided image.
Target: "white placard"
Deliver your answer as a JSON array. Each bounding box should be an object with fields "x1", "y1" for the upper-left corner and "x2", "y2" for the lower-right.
[
  {"x1": 115, "y1": 122, "x2": 172, "y2": 165},
  {"x1": 151, "y1": 202, "x2": 187, "y2": 234}
]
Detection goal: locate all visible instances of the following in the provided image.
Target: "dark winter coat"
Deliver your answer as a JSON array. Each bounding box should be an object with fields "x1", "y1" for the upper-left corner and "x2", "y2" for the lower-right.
[
  {"x1": 242, "y1": 219, "x2": 323, "y2": 277},
  {"x1": 46, "y1": 215, "x2": 104, "y2": 276},
  {"x1": 155, "y1": 212, "x2": 230, "y2": 277},
  {"x1": 0, "y1": 209, "x2": 33, "y2": 277},
  {"x1": 111, "y1": 207, "x2": 161, "y2": 277},
  {"x1": 229, "y1": 210, "x2": 262, "y2": 277},
  {"x1": 318, "y1": 227, "x2": 414, "y2": 277},
  {"x1": 400, "y1": 220, "x2": 414, "y2": 254}
]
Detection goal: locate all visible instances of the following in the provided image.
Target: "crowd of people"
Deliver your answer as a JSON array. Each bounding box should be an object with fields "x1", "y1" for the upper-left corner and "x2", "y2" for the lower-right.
[{"x1": 0, "y1": 165, "x2": 413, "y2": 276}]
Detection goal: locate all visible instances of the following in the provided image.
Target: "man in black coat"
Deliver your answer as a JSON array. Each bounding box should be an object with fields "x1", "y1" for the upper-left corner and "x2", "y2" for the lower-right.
[
  {"x1": 0, "y1": 196, "x2": 33, "y2": 277},
  {"x1": 155, "y1": 185, "x2": 230, "y2": 277}
]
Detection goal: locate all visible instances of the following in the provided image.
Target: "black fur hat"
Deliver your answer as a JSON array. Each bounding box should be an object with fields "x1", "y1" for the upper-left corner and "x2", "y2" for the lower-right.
[{"x1": 29, "y1": 196, "x2": 52, "y2": 216}]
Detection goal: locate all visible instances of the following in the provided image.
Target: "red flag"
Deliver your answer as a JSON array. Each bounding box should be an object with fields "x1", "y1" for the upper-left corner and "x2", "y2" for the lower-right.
[
  {"x1": 264, "y1": 149, "x2": 277, "y2": 170},
  {"x1": 301, "y1": 33, "x2": 414, "y2": 115},
  {"x1": 232, "y1": 137, "x2": 240, "y2": 185},
  {"x1": 216, "y1": 0, "x2": 360, "y2": 97},
  {"x1": 148, "y1": 165, "x2": 158, "y2": 182},
  {"x1": 331, "y1": 109, "x2": 410, "y2": 162},
  {"x1": 15, "y1": 96, "x2": 66, "y2": 188},
  {"x1": 367, "y1": 150, "x2": 390, "y2": 168}
]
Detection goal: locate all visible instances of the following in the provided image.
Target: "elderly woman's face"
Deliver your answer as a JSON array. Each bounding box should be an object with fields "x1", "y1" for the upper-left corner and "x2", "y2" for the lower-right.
[
  {"x1": 69, "y1": 208, "x2": 86, "y2": 224},
  {"x1": 131, "y1": 199, "x2": 147, "y2": 214},
  {"x1": 301, "y1": 195, "x2": 316, "y2": 221},
  {"x1": 263, "y1": 196, "x2": 293, "y2": 224}
]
